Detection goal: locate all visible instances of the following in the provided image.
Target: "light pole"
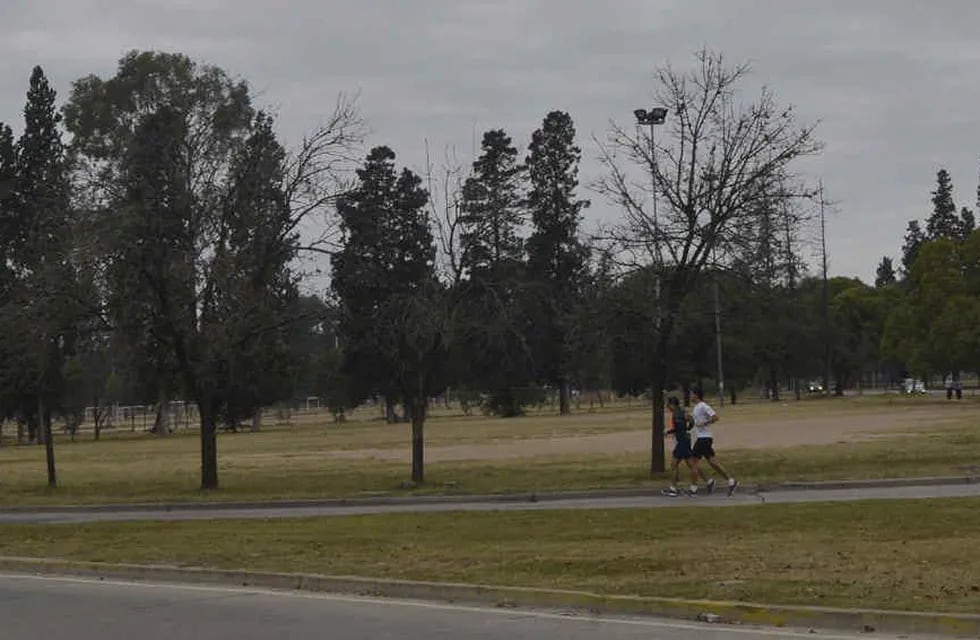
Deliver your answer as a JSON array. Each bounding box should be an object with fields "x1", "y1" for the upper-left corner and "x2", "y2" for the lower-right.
[
  {"x1": 713, "y1": 258, "x2": 725, "y2": 407},
  {"x1": 635, "y1": 107, "x2": 668, "y2": 474},
  {"x1": 634, "y1": 107, "x2": 668, "y2": 337}
]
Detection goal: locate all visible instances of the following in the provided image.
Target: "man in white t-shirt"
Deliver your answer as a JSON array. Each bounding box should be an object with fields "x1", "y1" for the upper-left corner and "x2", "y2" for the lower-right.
[{"x1": 690, "y1": 386, "x2": 739, "y2": 496}]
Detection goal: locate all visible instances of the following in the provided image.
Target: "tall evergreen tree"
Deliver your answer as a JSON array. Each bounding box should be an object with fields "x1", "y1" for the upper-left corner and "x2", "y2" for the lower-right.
[
  {"x1": 208, "y1": 112, "x2": 300, "y2": 432},
  {"x1": 460, "y1": 129, "x2": 525, "y2": 274},
  {"x1": 457, "y1": 129, "x2": 532, "y2": 416},
  {"x1": 524, "y1": 111, "x2": 590, "y2": 414},
  {"x1": 332, "y1": 145, "x2": 443, "y2": 482},
  {"x1": 901, "y1": 219, "x2": 926, "y2": 277},
  {"x1": 926, "y1": 169, "x2": 959, "y2": 240},
  {"x1": 875, "y1": 256, "x2": 896, "y2": 288},
  {"x1": 0, "y1": 67, "x2": 81, "y2": 485},
  {"x1": 957, "y1": 207, "x2": 975, "y2": 241},
  {"x1": 0, "y1": 124, "x2": 15, "y2": 292}
]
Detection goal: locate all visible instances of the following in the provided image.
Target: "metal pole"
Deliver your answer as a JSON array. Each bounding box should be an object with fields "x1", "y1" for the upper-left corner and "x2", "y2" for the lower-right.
[
  {"x1": 648, "y1": 123, "x2": 661, "y2": 470},
  {"x1": 714, "y1": 276, "x2": 725, "y2": 406},
  {"x1": 820, "y1": 180, "x2": 831, "y2": 396},
  {"x1": 650, "y1": 122, "x2": 660, "y2": 334}
]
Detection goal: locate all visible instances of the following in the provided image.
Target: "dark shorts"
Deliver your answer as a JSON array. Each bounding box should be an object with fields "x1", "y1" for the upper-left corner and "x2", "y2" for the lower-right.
[
  {"x1": 673, "y1": 440, "x2": 694, "y2": 460},
  {"x1": 692, "y1": 437, "x2": 716, "y2": 459}
]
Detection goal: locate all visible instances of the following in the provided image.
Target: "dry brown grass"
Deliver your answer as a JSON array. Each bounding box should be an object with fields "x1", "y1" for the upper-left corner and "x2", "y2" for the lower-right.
[{"x1": 0, "y1": 393, "x2": 974, "y2": 505}]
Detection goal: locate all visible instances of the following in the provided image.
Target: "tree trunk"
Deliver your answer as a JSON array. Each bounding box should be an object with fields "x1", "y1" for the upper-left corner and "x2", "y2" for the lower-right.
[
  {"x1": 199, "y1": 400, "x2": 218, "y2": 490},
  {"x1": 649, "y1": 338, "x2": 668, "y2": 475},
  {"x1": 411, "y1": 407, "x2": 425, "y2": 484},
  {"x1": 385, "y1": 397, "x2": 398, "y2": 424},
  {"x1": 251, "y1": 408, "x2": 262, "y2": 432},
  {"x1": 153, "y1": 387, "x2": 170, "y2": 434},
  {"x1": 35, "y1": 409, "x2": 46, "y2": 445},
  {"x1": 730, "y1": 387, "x2": 737, "y2": 405},
  {"x1": 558, "y1": 380, "x2": 571, "y2": 415},
  {"x1": 40, "y1": 394, "x2": 56, "y2": 487},
  {"x1": 769, "y1": 368, "x2": 780, "y2": 401}
]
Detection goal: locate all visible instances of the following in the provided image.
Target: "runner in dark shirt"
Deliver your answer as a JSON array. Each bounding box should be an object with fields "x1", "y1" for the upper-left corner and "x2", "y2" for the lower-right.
[{"x1": 662, "y1": 396, "x2": 705, "y2": 496}]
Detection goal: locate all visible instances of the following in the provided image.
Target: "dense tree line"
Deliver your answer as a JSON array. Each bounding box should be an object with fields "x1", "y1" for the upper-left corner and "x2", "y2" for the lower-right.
[{"x1": 0, "y1": 48, "x2": 970, "y2": 489}]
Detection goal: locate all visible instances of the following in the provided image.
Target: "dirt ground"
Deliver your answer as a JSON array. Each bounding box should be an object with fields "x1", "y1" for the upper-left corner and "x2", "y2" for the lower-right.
[{"x1": 328, "y1": 406, "x2": 968, "y2": 463}]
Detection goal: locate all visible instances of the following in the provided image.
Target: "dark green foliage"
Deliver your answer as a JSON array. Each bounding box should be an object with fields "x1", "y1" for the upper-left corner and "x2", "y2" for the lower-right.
[
  {"x1": 456, "y1": 129, "x2": 533, "y2": 417},
  {"x1": 901, "y1": 220, "x2": 926, "y2": 277},
  {"x1": 524, "y1": 111, "x2": 590, "y2": 413},
  {"x1": 65, "y1": 51, "x2": 297, "y2": 489},
  {"x1": 926, "y1": 169, "x2": 959, "y2": 240},
  {"x1": 875, "y1": 256, "x2": 896, "y2": 288},
  {"x1": 460, "y1": 129, "x2": 524, "y2": 274},
  {"x1": 332, "y1": 145, "x2": 444, "y2": 481},
  {"x1": 332, "y1": 146, "x2": 435, "y2": 406}
]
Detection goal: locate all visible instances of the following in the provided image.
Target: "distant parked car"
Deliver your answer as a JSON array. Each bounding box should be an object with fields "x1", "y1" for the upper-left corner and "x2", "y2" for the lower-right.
[
  {"x1": 903, "y1": 378, "x2": 927, "y2": 395},
  {"x1": 807, "y1": 381, "x2": 824, "y2": 393}
]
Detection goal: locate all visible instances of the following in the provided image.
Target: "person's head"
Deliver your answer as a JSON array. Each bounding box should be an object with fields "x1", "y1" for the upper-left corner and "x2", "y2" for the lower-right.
[
  {"x1": 667, "y1": 396, "x2": 680, "y2": 409},
  {"x1": 692, "y1": 387, "x2": 704, "y2": 402}
]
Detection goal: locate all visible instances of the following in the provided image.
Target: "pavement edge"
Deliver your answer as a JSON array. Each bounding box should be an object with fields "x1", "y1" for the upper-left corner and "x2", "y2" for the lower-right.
[
  {"x1": 1, "y1": 474, "x2": 977, "y2": 515},
  {"x1": 0, "y1": 556, "x2": 977, "y2": 637}
]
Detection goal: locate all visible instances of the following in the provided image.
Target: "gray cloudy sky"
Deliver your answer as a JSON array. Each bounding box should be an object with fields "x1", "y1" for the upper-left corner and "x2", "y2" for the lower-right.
[{"x1": 2, "y1": 0, "x2": 979, "y2": 284}]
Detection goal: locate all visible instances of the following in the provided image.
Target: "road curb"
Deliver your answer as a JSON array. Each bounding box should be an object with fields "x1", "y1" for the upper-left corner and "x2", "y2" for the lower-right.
[
  {"x1": 0, "y1": 475, "x2": 976, "y2": 515},
  {"x1": 770, "y1": 475, "x2": 980, "y2": 491},
  {"x1": 0, "y1": 488, "x2": 651, "y2": 514},
  {"x1": 0, "y1": 556, "x2": 977, "y2": 637}
]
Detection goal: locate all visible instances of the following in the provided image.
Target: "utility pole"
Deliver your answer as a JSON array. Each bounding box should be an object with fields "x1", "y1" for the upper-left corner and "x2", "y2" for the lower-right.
[{"x1": 819, "y1": 180, "x2": 831, "y2": 396}]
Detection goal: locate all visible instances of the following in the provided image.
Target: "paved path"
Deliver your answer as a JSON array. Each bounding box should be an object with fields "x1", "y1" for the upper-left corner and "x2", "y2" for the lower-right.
[
  {"x1": 2, "y1": 482, "x2": 979, "y2": 524},
  {"x1": 0, "y1": 573, "x2": 950, "y2": 640}
]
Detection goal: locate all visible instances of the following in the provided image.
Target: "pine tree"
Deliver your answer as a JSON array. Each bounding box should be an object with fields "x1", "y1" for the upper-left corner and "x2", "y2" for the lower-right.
[
  {"x1": 460, "y1": 129, "x2": 525, "y2": 276},
  {"x1": 331, "y1": 145, "x2": 436, "y2": 398},
  {"x1": 901, "y1": 220, "x2": 926, "y2": 276},
  {"x1": 210, "y1": 112, "x2": 299, "y2": 431},
  {"x1": 0, "y1": 124, "x2": 13, "y2": 201},
  {"x1": 926, "y1": 169, "x2": 959, "y2": 240},
  {"x1": 0, "y1": 124, "x2": 15, "y2": 291},
  {"x1": 957, "y1": 207, "x2": 975, "y2": 241},
  {"x1": 457, "y1": 129, "x2": 532, "y2": 416},
  {"x1": 524, "y1": 111, "x2": 590, "y2": 414},
  {"x1": 332, "y1": 145, "x2": 441, "y2": 482},
  {"x1": 874, "y1": 256, "x2": 896, "y2": 287},
  {"x1": 5, "y1": 66, "x2": 77, "y2": 484}
]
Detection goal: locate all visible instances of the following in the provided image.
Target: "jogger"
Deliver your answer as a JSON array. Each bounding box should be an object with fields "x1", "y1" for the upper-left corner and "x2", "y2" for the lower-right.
[
  {"x1": 662, "y1": 396, "x2": 705, "y2": 496},
  {"x1": 690, "y1": 386, "x2": 739, "y2": 496}
]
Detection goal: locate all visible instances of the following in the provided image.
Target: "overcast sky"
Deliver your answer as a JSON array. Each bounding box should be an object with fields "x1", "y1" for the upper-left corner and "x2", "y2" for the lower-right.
[{"x1": 2, "y1": 0, "x2": 978, "y2": 284}]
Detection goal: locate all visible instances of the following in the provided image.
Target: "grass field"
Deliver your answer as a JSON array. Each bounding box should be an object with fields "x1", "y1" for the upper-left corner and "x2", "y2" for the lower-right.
[
  {"x1": 0, "y1": 394, "x2": 975, "y2": 506},
  {"x1": 0, "y1": 497, "x2": 976, "y2": 613}
]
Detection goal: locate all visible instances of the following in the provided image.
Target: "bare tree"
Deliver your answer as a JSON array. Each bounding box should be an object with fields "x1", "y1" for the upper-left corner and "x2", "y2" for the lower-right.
[
  {"x1": 287, "y1": 92, "x2": 366, "y2": 257},
  {"x1": 425, "y1": 140, "x2": 469, "y2": 287},
  {"x1": 593, "y1": 48, "x2": 823, "y2": 474}
]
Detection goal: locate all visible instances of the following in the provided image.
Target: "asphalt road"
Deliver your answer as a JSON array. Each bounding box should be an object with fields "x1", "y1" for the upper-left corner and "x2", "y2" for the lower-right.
[
  {"x1": 1, "y1": 482, "x2": 979, "y2": 524},
  {"x1": 0, "y1": 573, "x2": 950, "y2": 640}
]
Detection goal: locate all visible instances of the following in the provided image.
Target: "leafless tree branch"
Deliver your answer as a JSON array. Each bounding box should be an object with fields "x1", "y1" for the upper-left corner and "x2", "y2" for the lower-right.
[
  {"x1": 284, "y1": 92, "x2": 366, "y2": 255},
  {"x1": 591, "y1": 48, "x2": 823, "y2": 286}
]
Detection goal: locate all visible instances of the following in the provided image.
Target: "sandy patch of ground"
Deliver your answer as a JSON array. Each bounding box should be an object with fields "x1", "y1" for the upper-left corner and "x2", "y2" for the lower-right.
[{"x1": 324, "y1": 407, "x2": 965, "y2": 463}]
